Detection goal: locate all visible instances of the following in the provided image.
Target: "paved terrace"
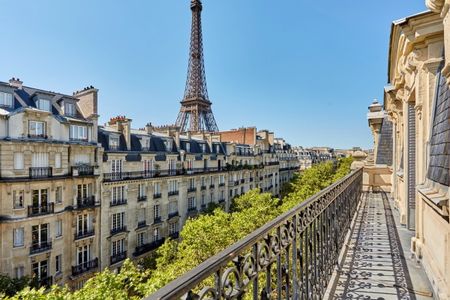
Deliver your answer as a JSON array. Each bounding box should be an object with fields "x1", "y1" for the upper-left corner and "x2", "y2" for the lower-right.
[{"x1": 329, "y1": 192, "x2": 433, "y2": 300}]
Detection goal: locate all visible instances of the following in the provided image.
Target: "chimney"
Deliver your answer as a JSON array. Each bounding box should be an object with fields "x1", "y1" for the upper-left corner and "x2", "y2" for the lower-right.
[
  {"x1": 145, "y1": 122, "x2": 153, "y2": 135},
  {"x1": 9, "y1": 77, "x2": 23, "y2": 89},
  {"x1": 109, "y1": 116, "x2": 132, "y2": 150},
  {"x1": 73, "y1": 86, "x2": 98, "y2": 118},
  {"x1": 167, "y1": 126, "x2": 181, "y2": 149}
]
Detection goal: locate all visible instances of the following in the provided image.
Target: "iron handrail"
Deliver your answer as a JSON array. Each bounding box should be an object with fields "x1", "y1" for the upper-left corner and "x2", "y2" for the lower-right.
[{"x1": 147, "y1": 168, "x2": 362, "y2": 299}]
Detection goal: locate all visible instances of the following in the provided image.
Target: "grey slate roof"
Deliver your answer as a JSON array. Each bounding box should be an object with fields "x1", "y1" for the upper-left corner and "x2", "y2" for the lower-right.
[
  {"x1": 427, "y1": 68, "x2": 450, "y2": 186},
  {"x1": 376, "y1": 117, "x2": 393, "y2": 166}
]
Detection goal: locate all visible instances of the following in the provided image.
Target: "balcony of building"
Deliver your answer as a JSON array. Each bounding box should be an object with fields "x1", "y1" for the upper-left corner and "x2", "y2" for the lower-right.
[
  {"x1": 134, "y1": 238, "x2": 166, "y2": 257},
  {"x1": 27, "y1": 203, "x2": 54, "y2": 217},
  {"x1": 71, "y1": 258, "x2": 99, "y2": 277},
  {"x1": 71, "y1": 165, "x2": 99, "y2": 177},
  {"x1": 110, "y1": 251, "x2": 127, "y2": 265},
  {"x1": 147, "y1": 167, "x2": 435, "y2": 300},
  {"x1": 29, "y1": 167, "x2": 52, "y2": 179},
  {"x1": 76, "y1": 196, "x2": 97, "y2": 209}
]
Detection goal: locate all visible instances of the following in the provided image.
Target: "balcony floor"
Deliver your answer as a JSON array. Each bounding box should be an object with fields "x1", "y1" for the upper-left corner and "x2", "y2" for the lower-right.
[{"x1": 330, "y1": 192, "x2": 433, "y2": 300}]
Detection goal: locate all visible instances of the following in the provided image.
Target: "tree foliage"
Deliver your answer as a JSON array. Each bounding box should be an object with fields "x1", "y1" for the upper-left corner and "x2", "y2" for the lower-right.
[{"x1": 3, "y1": 158, "x2": 353, "y2": 299}]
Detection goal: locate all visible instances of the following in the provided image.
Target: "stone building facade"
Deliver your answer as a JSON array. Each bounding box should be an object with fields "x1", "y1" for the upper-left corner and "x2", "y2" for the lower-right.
[
  {"x1": 0, "y1": 79, "x2": 300, "y2": 288},
  {"x1": 0, "y1": 79, "x2": 101, "y2": 289},
  {"x1": 368, "y1": 5, "x2": 450, "y2": 298}
]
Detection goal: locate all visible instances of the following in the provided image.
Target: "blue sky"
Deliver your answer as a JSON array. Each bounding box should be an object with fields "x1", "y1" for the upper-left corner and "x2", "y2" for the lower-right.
[{"x1": 1, "y1": 0, "x2": 426, "y2": 149}]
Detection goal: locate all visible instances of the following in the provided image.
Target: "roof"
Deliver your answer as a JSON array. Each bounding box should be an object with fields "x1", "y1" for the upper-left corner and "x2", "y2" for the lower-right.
[
  {"x1": 427, "y1": 66, "x2": 450, "y2": 186},
  {"x1": 375, "y1": 118, "x2": 393, "y2": 166}
]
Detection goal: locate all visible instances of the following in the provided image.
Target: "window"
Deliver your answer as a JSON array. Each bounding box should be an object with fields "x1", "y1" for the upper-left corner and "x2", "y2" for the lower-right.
[
  {"x1": 0, "y1": 91, "x2": 13, "y2": 107},
  {"x1": 137, "y1": 232, "x2": 146, "y2": 247},
  {"x1": 13, "y1": 228, "x2": 24, "y2": 247},
  {"x1": 137, "y1": 208, "x2": 146, "y2": 224},
  {"x1": 169, "y1": 222, "x2": 179, "y2": 234},
  {"x1": 111, "y1": 160, "x2": 122, "y2": 173},
  {"x1": 216, "y1": 144, "x2": 220, "y2": 153},
  {"x1": 37, "y1": 99, "x2": 51, "y2": 111},
  {"x1": 77, "y1": 245, "x2": 91, "y2": 265},
  {"x1": 77, "y1": 183, "x2": 91, "y2": 200},
  {"x1": 154, "y1": 182, "x2": 161, "y2": 195},
  {"x1": 55, "y1": 255, "x2": 62, "y2": 273},
  {"x1": 29, "y1": 121, "x2": 46, "y2": 137},
  {"x1": 110, "y1": 136, "x2": 120, "y2": 150},
  {"x1": 70, "y1": 125, "x2": 88, "y2": 141},
  {"x1": 111, "y1": 212, "x2": 125, "y2": 231},
  {"x1": 189, "y1": 178, "x2": 195, "y2": 189},
  {"x1": 219, "y1": 175, "x2": 225, "y2": 184},
  {"x1": 55, "y1": 153, "x2": 61, "y2": 168},
  {"x1": 201, "y1": 144, "x2": 206, "y2": 153},
  {"x1": 32, "y1": 260, "x2": 48, "y2": 281},
  {"x1": 64, "y1": 103, "x2": 75, "y2": 116},
  {"x1": 32, "y1": 152, "x2": 49, "y2": 168},
  {"x1": 13, "y1": 190, "x2": 24, "y2": 209},
  {"x1": 32, "y1": 189, "x2": 48, "y2": 207},
  {"x1": 78, "y1": 214, "x2": 91, "y2": 235},
  {"x1": 141, "y1": 137, "x2": 150, "y2": 150},
  {"x1": 210, "y1": 192, "x2": 214, "y2": 202},
  {"x1": 220, "y1": 190, "x2": 224, "y2": 200},
  {"x1": 143, "y1": 159, "x2": 154, "y2": 172},
  {"x1": 186, "y1": 159, "x2": 193, "y2": 171},
  {"x1": 14, "y1": 266, "x2": 24, "y2": 279},
  {"x1": 168, "y1": 180, "x2": 178, "y2": 193},
  {"x1": 201, "y1": 194, "x2": 205, "y2": 205},
  {"x1": 112, "y1": 186, "x2": 125, "y2": 204},
  {"x1": 153, "y1": 205, "x2": 160, "y2": 219},
  {"x1": 186, "y1": 142, "x2": 190, "y2": 152},
  {"x1": 138, "y1": 184, "x2": 146, "y2": 198},
  {"x1": 55, "y1": 187, "x2": 62, "y2": 204},
  {"x1": 201, "y1": 177, "x2": 206, "y2": 187},
  {"x1": 188, "y1": 197, "x2": 196, "y2": 209},
  {"x1": 55, "y1": 220, "x2": 62, "y2": 238},
  {"x1": 111, "y1": 239, "x2": 125, "y2": 256},
  {"x1": 31, "y1": 224, "x2": 49, "y2": 248},
  {"x1": 13, "y1": 153, "x2": 24, "y2": 170},
  {"x1": 164, "y1": 140, "x2": 173, "y2": 152},
  {"x1": 153, "y1": 228, "x2": 160, "y2": 241}
]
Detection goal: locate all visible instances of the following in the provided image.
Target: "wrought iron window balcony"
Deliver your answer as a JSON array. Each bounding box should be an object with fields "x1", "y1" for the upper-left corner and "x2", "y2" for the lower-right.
[
  {"x1": 110, "y1": 226, "x2": 127, "y2": 236},
  {"x1": 35, "y1": 276, "x2": 52, "y2": 288},
  {"x1": 234, "y1": 180, "x2": 240, "y2": 186},
  {"x1": 148, "y1": 168, "x2": 363, "y2": 299},
  {"x1": 138, "y1": 195, "x2": 147, "y2": 202},
  {"x1": 134, "y1": 239, "x2": 165, "y2": 257},
  {"x1": 77, "y1": 196, "x2": 96, "y2": 209},
  {"x1": 259, "y1": 176, "x2": 264, "y2": 180},
  {"x1": 209, "y1": 184, "x2": 215, "y2": 189},
  {"x1": 168, "y1": 191, "x2": 179, "y2": 197},
  {"x1": 154, "y1": 216, "x2": 162, "y2": 224},
  {"x1": 218, "y1": 183, "x2": 225, "y2": 187},
  {"x1": 137, "y1": 220, "x2": 147, "y2": 228},
  {"x1": 187, "y1": 187, "x2": 197, "y2": 193},
  {"x1": 69, "y1": 137, "x2": 89, "y2": 142},
  {"x1": 28, "y1": 133, "x2": 48, "y2": 140},
  {"x1": 249, "y1": 178, "x2": 254, "y2": 182},
  {"x1": 29, "y1": 167, "x2": 52, "y2": 179},
  {"x1": 218, "y1": 199, "x2": 225, "y2": 203},
  {"x1": 110, "y1": 251, "x2": 127, "y2": 265},
  {"x1": 28, "y1": 203, "x2": 54, "y2": 217},
  {"x1": 169, "y1": 232, "x2": 179, "y2": 239},
  {"x1": 110, "y1": 198, "x2": 127, "y2": 207},
  {"x1": 153, "y1": 193, "x2": 162, "y2": 199},
  {"x1": 72, "y1": 165, "x2": 95, "y2": 176},
  {"x1": 103, "y1": 170, "x2": 156, "y2": 182},
  {"x1": 187, "y1": 207, "x2": 198, "y2": 214},
  {"x1": 168, "y1": 212, "x2": 179, "y2": 219},
  {"x1": 74, "y1": 229, "x2": 95, "y2": 240},
  {"x1": 30, "y1": 241, "x2": 52, "y2": 255},
  {"x1": 72, "y1": 258, "x2": 98, "y2": 276},
  {"x1": 240, "y1": 179, "x2": 245, "y2": 184},
  {"x1": 200, "y1": 204, "x2": 207, "y2": 210},
  {"x1": 200, "y1": 185, "x2": 207, "y2": 190}
]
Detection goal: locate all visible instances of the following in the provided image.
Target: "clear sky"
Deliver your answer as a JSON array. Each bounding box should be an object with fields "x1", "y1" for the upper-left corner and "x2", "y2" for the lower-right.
[{"x1": 1, "y1": 0, "x2": 427, "y2": 149}]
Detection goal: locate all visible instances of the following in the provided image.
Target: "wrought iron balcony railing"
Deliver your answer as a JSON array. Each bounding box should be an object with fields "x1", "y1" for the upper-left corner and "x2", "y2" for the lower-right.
[
  {"x1": 154, "y1": 193, "x2": 162, "y2": 199},
  {"x1": 168, "y1": 191, "x2": 179, "y2": 197},
  {"x1": 72, "y1": 258, "x2": 98, "y2": 276},
  {"x1": 30, "y1": 241, "x2": 52, "y2": 255},
  {"x1": 134, "y1": 239, "x2": 166, "y2": 257},
  {"x1": 138, "y1": 195, "x2": 148, "y2": 202},
  {"x1": 168, "y1": 212, "x2": 179, "y2": 219},
  {"x1": 147, "y1": 168, "x2": 362, "y2": 299},
  {"x1": 29, "y1": 167, "x2": 52, "y2": 179},
  {"x1": 76, "y1": 196, "x2": 96, "y2": 209},
  {"x1": 72, "y1": 165, "x2": 95, "y2": 176},
  {"x1": 110, "y1": 198, "x2": 127, "y2": 207},
  {"x1": 74, "y1": 229, "x2": 95, "y2": 240},
  {"x1": 28, "y1": 203, "x2": 54, "y2": 217},
  {"x1": 187, "y1": 187, "x2": 197, "y2": 193},
  {"x1": 110, "y1": 226, "x2": 127, "y2": 236},
  {"x1": 110, "y1": 251, "x2": 127, "y2": 265}
]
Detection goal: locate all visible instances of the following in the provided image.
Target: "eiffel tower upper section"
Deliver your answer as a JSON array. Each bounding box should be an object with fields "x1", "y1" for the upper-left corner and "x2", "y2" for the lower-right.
[{"x1": 175, "y1": 0, "x2": 219, "y2": 133}]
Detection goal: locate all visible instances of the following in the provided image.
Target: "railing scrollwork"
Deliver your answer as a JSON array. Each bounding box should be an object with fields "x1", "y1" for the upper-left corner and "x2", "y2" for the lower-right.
[{"x1": 148, "y1": 168, "x2": 362, "y2": 300}]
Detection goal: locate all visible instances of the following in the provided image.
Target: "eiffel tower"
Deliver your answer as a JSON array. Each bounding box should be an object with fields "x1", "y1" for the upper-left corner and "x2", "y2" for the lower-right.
[{"x1": 175, "y1": 0, "x2": 219, "y2": 133}]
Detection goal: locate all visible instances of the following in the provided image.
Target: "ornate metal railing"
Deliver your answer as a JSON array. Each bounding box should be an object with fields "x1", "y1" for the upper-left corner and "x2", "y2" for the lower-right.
[{"x1": 147, "y1": 168, "x2": 362, "y2": 299}]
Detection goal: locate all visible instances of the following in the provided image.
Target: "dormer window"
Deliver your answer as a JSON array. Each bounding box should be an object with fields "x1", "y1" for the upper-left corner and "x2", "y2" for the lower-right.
[
  {"x1": 37, "y1": 99, "x2": 51, "y2": 112},
  {"x1": 0, "y1": 91, "x2": 13, "y2": 107},
  {"x1": 186, "y1": 142, "x2": 190, "y2": 152},
  {"x1": 141, "y1": 137, "x2": 150, "y2": 150},
  {"x1": 65, "y1": 103, "x2": 76, "y2": 117},
  {"x1": 110, "y1": 136, "x2": 120, "y2": 150},
  {"x1": 165, "y1": 140, "x2": 173, "y2": 152},
  {"x1": 70, "y1": 125, "x2": 88, "y2": 141},
  {"x1": 29, "y1": 121, "x2": 46, "y2": 138},
  {"x1": 201, "y1": 144, "x2": 206, "y2": 153}
]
